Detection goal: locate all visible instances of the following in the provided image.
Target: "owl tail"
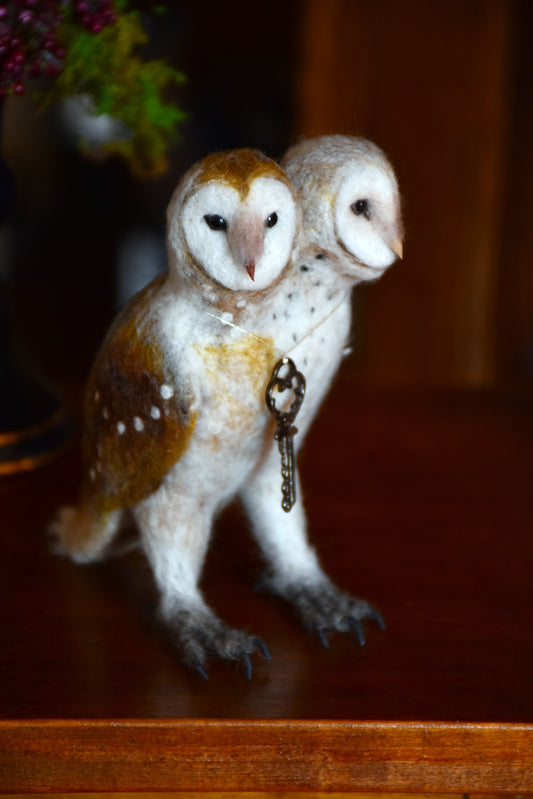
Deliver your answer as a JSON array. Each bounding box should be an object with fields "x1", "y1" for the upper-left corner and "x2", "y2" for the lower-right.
[{"x1": 48, "y1": 503, "x2": 123, "y2": 564}]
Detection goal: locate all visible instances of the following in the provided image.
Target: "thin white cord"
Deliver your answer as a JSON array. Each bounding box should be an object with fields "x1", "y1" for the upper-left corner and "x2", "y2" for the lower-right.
[{"x1": 201, "y1": 290, "x2": 349, "y2": 360}]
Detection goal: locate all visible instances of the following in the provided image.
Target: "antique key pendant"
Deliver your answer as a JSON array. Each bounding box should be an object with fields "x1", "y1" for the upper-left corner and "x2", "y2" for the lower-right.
[{"x1": 266, "y1": 357, "x2": 306, "y2": 512}]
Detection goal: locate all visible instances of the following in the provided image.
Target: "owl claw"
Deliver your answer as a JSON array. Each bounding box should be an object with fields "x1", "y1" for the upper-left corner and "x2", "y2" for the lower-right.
[
  {"x1": 253, "y1": 637, "x2": 272, "y2": 662},
  {"x1": 264, "y1": 575, "x2": 385, "y2": 648},
  {"x1": 349, "y1": 618, "x2": 366, "y2": 646},
  {"x1": 238, "y1": 636, "x2": 273, "y2": 679},
  {"x1": 168, "y1": 606, "x2": 270, "y2": 679},
  {"x1": 242, "y1": 653, "x2": 253, "y2": 680},
  {"x1": 370, "y1": 608, "x2": 387, "y2": 631},
  {"x1": 192, "y1": 657, "x2": 209, "y2": 681}
]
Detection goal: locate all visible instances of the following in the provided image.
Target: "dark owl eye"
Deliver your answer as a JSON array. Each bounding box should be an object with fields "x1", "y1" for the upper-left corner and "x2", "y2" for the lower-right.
[
  {"x1": 204, "y1": 214, "x2": 228, "y2": 231},
  {"x1": 266, "y1": 212, "x2": 278, "y2": 228},
  {"x1": 351, "y1": 199, "x2": 370, "y2": 219}
]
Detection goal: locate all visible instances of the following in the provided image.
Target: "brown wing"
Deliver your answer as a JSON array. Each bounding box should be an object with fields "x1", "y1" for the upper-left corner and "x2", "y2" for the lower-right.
[{"x1": 82, "y1": 275, "x2": 196, "y2": 513}]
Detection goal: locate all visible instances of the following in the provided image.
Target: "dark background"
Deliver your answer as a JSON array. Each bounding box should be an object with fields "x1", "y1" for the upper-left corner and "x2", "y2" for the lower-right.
[{"x1": 1, "y1": 0, "x2": 532, "y2": 389}]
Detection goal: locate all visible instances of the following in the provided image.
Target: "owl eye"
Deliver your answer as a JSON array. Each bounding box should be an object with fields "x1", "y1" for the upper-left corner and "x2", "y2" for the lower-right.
[
  {"x1": 351, "y1": 199, "x2": 371, "y2": 219},
  {"x1": 204, "y1": 214, "x2": 228, "y2": 231},
  {"x1": 265, "y1": 212, "x2": 278, "y2": 228}
]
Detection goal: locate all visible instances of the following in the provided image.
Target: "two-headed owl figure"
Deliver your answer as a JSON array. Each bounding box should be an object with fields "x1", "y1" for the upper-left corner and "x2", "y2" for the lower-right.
[{"x1": 52, "y1": 138, "x2": 403, "y2": 679}]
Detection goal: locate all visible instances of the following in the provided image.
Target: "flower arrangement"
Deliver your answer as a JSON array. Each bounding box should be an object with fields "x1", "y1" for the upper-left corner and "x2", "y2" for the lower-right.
[{"x1": 0, "y1": 1, "x2": 186, "y2": 176}]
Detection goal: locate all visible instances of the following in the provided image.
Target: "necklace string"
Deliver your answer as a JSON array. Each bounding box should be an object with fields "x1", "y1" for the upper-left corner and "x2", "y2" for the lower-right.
[{"x1": 200, "y1": 290, "x2": 349, "y2": 360}]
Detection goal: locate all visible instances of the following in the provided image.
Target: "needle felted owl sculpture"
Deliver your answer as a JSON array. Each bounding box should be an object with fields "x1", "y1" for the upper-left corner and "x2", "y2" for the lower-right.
[
  {"x1": 52, "y1": 137, "x2": 403, "y2": 679},
  {"x1": 51, "y1": 148, "x2": 300, "y2": 677},
  {"x1": 228, "y1": 134, "x2": 403, "y2": 656}
]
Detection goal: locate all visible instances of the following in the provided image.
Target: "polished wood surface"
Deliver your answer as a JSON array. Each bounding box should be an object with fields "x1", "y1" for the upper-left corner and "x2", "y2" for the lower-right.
[
  {"x1": 1, "y1": 375, "x2": 532, "y2": 791},
  {"x1": 2, "y1": 720, "x2": 533, "y2": 793}
]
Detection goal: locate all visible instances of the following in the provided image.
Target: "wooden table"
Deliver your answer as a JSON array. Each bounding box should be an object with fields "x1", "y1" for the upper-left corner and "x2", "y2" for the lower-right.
[{"x1": 1, "y1": 374, "x2": 532, "y2": 794}]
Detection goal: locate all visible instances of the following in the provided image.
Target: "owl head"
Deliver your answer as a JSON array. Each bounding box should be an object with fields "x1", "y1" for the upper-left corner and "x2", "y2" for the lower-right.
[
  {"x1": 167, "y1": 149, "x2": 300, "y2": 294},
  {"x1": 282, "y1": 135, "x2": 403, "y2": 282}
]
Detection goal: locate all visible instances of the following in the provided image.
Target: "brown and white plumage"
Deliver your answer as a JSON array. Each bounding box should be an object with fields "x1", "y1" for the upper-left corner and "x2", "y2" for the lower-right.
[
  {"x1": 228, "y1": 135, "x2": 403, "y2": 649},
  {"x1": 282, "y1": 134, "x2": 403, "y2": 278},
  {"x1": 52, "y1": 137, "x2": 403, "y2": 678},
  {"x1": 51, "y1": 149, "x2": 300, "y2": 677}
]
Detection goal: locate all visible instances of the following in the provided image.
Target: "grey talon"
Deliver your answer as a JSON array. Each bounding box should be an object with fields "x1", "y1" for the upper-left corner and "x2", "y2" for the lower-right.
[
  {"x1": 254, "y1": 638, "x2": 272, "y2": 661},
  {"x1": 193, "y1": 658, "x2": 209, "y2": 681},
  {"x1": 349, "y1": 618, "x2": 366, "y2": 646},
  {"x1": 242, "y1": 653, "x2": 253, "y2": 680},
  {"x1": 372, "y1": 609, "x2": 386, "y2": 630}
]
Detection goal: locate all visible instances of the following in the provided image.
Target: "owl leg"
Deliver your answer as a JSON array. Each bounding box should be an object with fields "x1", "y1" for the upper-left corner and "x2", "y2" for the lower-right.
[
  {"x1": 241, "y1": 454, "x2": 385, "y2": 647},
  {"x1": 133, "y1": 484, "x2": 270, "y2": 679},
  {"x1": 49, "y1": 501, "x2": 124, "y2": 564}
]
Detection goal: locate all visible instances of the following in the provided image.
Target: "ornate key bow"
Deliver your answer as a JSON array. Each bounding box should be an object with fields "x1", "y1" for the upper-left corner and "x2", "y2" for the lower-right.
[{"x1": 266, "y1": 357, "x2": 306, "y2": 512}]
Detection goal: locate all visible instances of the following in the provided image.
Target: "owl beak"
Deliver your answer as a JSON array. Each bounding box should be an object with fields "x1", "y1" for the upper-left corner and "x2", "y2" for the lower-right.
[
  {"x1": 391, "y1": 239, "x2": 403, "y2": 259},
  {"x1": 245, "y1": 261, "x2": 256, "y2": 281},
  {"x1": 228, "y1": 213, "x2": 264, "y2": 282}
]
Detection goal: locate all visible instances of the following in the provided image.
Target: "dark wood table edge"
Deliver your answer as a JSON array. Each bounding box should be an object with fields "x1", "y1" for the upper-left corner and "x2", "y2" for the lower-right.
[{"x1": 1, "y1": 718, "x2": 532, "y2": 793}]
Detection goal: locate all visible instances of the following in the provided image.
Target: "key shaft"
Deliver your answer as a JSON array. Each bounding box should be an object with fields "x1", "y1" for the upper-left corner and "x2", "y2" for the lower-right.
[{"x1": 266, "y1": 358, "x2": 306, "y2": 512}]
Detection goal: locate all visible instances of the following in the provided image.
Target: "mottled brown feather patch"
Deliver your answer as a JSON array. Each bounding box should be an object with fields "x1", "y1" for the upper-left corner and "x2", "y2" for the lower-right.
[{"x1": 83, "y1": 276, "x2": 196, "y2": 513}]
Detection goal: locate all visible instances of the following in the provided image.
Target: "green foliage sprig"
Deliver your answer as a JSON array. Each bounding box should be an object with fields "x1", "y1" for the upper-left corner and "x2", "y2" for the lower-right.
[
  {"x1": 0, "y1": 1, "x2": 186, "y2": 177},
  {"x1": 53, "y1": 9, "x2": 186, "y2": 176}
]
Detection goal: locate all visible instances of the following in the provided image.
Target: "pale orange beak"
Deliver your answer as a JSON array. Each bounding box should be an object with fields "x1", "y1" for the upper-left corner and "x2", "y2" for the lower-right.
[{"x1": 391, "y1": 239, "x2": 403, "y2": 260}]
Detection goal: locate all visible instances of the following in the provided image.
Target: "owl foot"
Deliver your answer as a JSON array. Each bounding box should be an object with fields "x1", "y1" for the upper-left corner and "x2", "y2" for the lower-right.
[
  {"x1": 167, "y1": 606, "x2": 271, "y2": 679},
  {"x1": 262, "y1": 575, "x2": 385, "y2": 648}
]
